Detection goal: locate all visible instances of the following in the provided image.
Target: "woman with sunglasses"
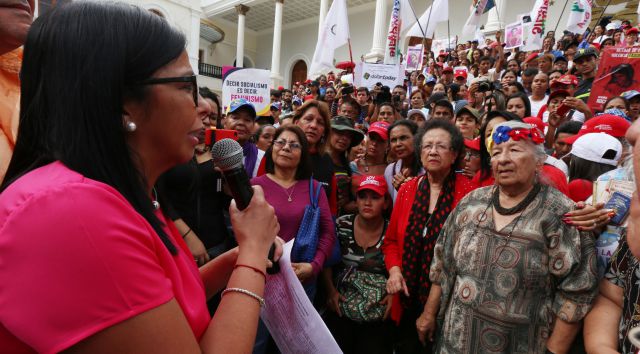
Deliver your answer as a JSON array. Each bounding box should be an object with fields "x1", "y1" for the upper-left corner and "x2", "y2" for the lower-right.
[
  {"x1": 251, "y1": 125, "x2": 336, "y2": 353},
  {"x1": 0, "y1": 3, "x2": 281, "y2": 353}
]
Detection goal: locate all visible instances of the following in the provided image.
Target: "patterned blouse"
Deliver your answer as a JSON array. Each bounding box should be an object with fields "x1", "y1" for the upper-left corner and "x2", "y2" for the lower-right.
[
  {"x1": 605, "y1": 236, "x2": 640, "y2": 354},
  {"x1": 336, "y1": 214, "x2": 388, "y2": 275},
  {"x1": 429, "y1": 185, "x2": 598, "y2": 354}
]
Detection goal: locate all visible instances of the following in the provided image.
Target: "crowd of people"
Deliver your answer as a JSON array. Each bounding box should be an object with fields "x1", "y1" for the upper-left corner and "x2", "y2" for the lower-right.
[{"x1": 3, "y1": 1, "x2": 640, "y2": 354}]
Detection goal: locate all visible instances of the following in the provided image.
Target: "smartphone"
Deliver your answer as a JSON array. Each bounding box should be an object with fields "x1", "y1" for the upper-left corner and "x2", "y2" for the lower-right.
[
  {"x1": 556, "y1": 103, "x2": 570, "y2": 117},
  {"x1": 205, "y1": 128, "x2": 238, "y2": 148}
]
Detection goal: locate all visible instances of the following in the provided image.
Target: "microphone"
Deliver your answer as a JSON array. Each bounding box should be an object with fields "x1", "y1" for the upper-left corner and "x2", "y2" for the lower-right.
[{"x1": 211, "y1": 138, "x2": 279, "y2": 273}]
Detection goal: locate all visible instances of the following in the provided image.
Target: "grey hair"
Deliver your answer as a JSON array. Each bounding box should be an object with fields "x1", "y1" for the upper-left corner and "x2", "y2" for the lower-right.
[{"x1": 492, "y1": 120, "x2": 547, "y2": 165}]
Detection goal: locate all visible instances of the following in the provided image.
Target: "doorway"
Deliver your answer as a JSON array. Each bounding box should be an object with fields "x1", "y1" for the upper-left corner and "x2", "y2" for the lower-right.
[{"x1": 291, "y1": 60, "x2": 307, "y2": 87}]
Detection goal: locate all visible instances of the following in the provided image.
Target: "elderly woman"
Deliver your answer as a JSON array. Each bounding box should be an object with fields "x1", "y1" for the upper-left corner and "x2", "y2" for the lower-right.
[
  {"x1": 424, "y1": 121, "x2": 598, "y2": 353},
  {"x1": 382, "y1": 120, "x2": 477, "y2": 354}
]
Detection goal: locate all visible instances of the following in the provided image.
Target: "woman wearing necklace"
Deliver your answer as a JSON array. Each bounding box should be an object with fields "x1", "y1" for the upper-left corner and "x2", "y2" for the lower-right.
[
  {"x1": 384, "y1": 120, "x2": 423, "y2": 203},
  {"x1": 351, "y1": 121, "x2": 390, "y2": 177},
  {"x1": 426, "y1": 121, "x2": 598, "y2": 353},
  {"x1": 251, "y1": 125, "x2": 336, "y2": 354},
  {"x1": 382, "y1": 120, "x2": 476, "y2": 354}
]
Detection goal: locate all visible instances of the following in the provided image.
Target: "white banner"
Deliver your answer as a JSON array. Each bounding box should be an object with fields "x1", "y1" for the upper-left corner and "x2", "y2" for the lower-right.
[
  {"x1": 222, "y1": 67, "x2": 271, "y2": 116},
  {"x1": 357, "y1": 63, "x2": 405, "y2": 89},
  {"x1": 431, "y1": 37, "x2": 456, "y2": 56},
  {"x1": 522, "y1": 0, "x2": 550, "y2": 51},
  {"x1": 384, "y1": 0, "x2": 402, "y2": 65},
  {"x1": 566, "y1": 0, "x2": 592, "y2": 34}
]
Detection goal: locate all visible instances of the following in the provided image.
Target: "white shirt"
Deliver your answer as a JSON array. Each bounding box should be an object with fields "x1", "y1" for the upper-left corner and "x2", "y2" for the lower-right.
[{"x1": 529, "y1": 95, "x2": 548, "y2": 117}]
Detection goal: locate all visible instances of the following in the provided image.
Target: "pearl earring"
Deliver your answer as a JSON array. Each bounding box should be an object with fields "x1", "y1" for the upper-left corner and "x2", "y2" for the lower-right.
[{"x1": 126, "y1": 121, "x2": 137, "y2": 132}]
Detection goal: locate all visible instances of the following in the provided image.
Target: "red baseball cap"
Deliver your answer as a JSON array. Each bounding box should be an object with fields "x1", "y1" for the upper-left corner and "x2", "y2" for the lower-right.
[
  {"x1": 454, "y1": 69, "x2": 468, "y2": 79},
  {"x1": 443, "y1": 66, "x2": 453, "y2": 73},
  {"x1": 626, "y1": 27, "x2": 639, "y2": 36},
  {"x1": 563, "y1": 114, "x2": 631, "y2": 144},
  {"x1": 357, "y1": 175, "x2": 388, "y2": 196},
  {"x1": 368, "y1": 121, "x2": 390, "y2": 141},
  {"x1": 464, "y1": 138, "x2": 480, "y2": 151},
  {"x1": 550, "y1": 74, "x2": 578, "y2": 88},
  {"x1": 438, "y1": 50, "x2": 448, "y2": 57},
  {"x1": 523, "y1": 117, "x2": 547, "y2": 134},
  {"x1": 548, "y1": 89, "x2": 571, "y2": 103},
  {"x1": 524, "y1": 52, "x2": 539, "y2": 63}
]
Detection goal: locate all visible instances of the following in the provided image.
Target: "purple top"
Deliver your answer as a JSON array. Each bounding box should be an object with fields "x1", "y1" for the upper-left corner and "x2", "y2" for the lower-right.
[{"x1": 251, "y1": 175, "x2": 335, "y2": 276}]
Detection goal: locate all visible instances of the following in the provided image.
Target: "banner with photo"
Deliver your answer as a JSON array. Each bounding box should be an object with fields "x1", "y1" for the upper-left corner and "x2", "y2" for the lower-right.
[
  {"x1": 504, "y1": 21, "x2": 524, "y2": 49},
  {"x1": 222, "y1": 66, "x2": 271, "y2": 116},
  {"x1": 355, "y1": 63, "x2": 405, "y2": 89},
  {"x1": 405, "y1": 45, "x2": 424, "y2": 71},
  {"x1": 431, "y1": 37, "x2": 456, "y2": 56},
  {"x1": 588, "y1": 47, "x2": 640, "y2": 112}
]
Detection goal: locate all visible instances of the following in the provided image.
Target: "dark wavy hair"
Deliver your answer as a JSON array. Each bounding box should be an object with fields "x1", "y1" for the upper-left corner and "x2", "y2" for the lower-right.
[
  {"x1": 506, "y1": 92, "x2": 532, "y2": 118},
  {"x1": 388, "y1": 119, "x2": 421, "y2": 176},
  {"x1": 264, "y1": 125, "x2": 313, "y2": 180},
  {"x1": 414, "y1": 119, "x2": 465, "y2": 169},
  {"x1": 1, "y1": 2, "x2": 186, "y2": 254}
]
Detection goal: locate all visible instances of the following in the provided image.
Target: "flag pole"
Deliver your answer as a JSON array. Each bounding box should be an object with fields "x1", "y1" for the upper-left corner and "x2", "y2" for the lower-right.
[
  {"x1": 591, "y1": 0, "x2": 612, "y2": 32},
  {"x1": 424, "y1": 0, "x2": 435, "y2": 42},
  {"x1": 447, "y1": 19, "x2": 451, "y2": 51},
  {"x1": 348, "y1": 38, "x2": 354, "y2": 64},
  {"x1": 553, "y1": 0, "x2": 570, "y2": 34},
  {"x1": 407, "y1": 0, "x2": 427, "y2": 38}
]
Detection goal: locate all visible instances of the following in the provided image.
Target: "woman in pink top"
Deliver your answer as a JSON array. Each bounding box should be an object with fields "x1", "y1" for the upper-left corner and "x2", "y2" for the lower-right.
[{"x1": 0, "y1": 3, "x2": 280, "y2": 353}]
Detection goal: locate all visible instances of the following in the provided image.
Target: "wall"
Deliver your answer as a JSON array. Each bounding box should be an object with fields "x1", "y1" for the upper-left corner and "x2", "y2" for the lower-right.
[{"x1": 204, "y1": 18, "x2": 259, "y2": 68}]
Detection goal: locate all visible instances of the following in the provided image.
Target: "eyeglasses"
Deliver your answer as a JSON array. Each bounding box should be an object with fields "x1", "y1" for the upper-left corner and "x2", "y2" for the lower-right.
[
  {"x1": 273, "y1": 139, "x2": 302, "y2": 150},
  {"x1": 135, "y1": 75, "x2": 198, "y2": 107},
  {"x1": 422, "y1": 143, "x2": 451, "y2": 152}
]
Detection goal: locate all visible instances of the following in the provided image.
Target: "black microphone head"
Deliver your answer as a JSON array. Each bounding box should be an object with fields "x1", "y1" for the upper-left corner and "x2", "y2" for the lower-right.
[{"x1": 211, "y1": 138, "x2": 244, "y2": 171}]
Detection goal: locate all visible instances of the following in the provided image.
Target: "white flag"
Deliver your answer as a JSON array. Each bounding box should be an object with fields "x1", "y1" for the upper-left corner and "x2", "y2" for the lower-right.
[
  {"x1": 405, "y1": 0, "x2": 448, "y2": 39},
  {"x1": 309, "y1": 0, "x2": 350, "y2": 76},
  {"x1": 566, "y1": 0, "x2": 592, "y2": 34},
  {"x1": 522, "y1": 0, "x2": 550, "y2": 51},
  {"x1": 399, "y1": 0, "x2": 415, "y2": 31},
  {"x1": 462, "y1": 0, "x2": 490, "y2": 37},
  {"x1": 637, "y1": 1, "x2": 640, "y2": 22}
]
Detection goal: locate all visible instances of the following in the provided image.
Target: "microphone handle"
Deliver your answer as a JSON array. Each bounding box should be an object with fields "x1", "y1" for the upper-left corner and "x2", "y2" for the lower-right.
[
  {"x1": 223, "y1": 168, "x2": 254, "y2": 211},
  {"x1": 222, "y1": 167, "x2": 279, "y2": 274}
]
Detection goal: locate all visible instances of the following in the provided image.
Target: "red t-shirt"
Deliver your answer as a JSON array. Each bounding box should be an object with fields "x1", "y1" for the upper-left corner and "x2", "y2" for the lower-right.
[{"x1": 0, "y1": 162, "x2": 210, "y2": 353}]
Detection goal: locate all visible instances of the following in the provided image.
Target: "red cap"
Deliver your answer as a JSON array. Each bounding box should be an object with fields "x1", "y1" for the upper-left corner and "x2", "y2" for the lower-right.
[
  {"x1": 438, "y1": 50, "x2": 447, "y2": 57},
  {"x1": 464, "y1": 138, "x2": 480, "y2": 151},
  {"x1": 368, "y1": 121, "x2": 390, "y2": 141},
  {"x1": 524, "y1": 52, "x2": 539, "y2": 63},
  {"x1": 563, "y1": 114, "x2": 631, "y2": 144},
  {"x1": 568, "y1": 179, "x2": 593, "y2": 202},
  {"x1": 304, "y1": 79, "x2": 312, "y2": 84},
  {"x1": 454, "y1": 69, "x2": 468, "y2": 79},
  {"x1": 626, "y1": 27, "x2": 639, "y2": 35},
  {"x1": 548, "y1": 89, "x2": 571, "y2": 103},
  {"x1": 523, "y1": 117, "x2": 547, "y2": 134},
  {"x1": 551, "y1": 74, "x2": 578, "y2": 88},
  {"x1": 443, "y1": 66, "x2": 453, "y2": 73},
  {"x1": 357, "y1": 175, "x2": 388, "y2": 196},
  {"x1": 277, "y1": 86, "x2": 284, "y2": 91}
]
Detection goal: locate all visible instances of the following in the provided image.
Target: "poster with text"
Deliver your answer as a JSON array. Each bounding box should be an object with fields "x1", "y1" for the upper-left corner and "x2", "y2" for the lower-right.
[
  {"x1": 357, "y1": 63, "x2": 405, "y2": 89},
  {"x1": 405, "y1": 45, "x2": 424, "y2": 72},
  {"x1": 504, "y1": 21, "x2": 524, "y2": 49},
  {"x1": 588, "y1": 47, "x2": 640, "y2": 112},
  {"x1": 222, "y1": 66, "x2": 271, "y2": 116}
]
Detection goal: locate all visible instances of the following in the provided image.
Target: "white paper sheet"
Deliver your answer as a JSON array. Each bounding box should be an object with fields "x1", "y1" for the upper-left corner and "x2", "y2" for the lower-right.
[{"x1": 260, "y1": 240, "x2": 342, "y2": 354}]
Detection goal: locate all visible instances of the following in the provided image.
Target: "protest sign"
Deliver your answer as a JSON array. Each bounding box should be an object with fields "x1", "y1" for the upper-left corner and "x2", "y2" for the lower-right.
[
  {"x1": 405, "y1": 45, "x2": 424, "y2": 71},
  {"x1": 431, "y1": 37, "x2": 456, "y2": 56},
  {"x1": 222, "y1": 66, "x2": 271, "y2": 116},
  {"x1": 357, "y1": 62, "x2": 405, "y2": 89},
  {"x1": 504, "y1": 21, "x2": 524, "y2": 49},
  {"x1": 588, "y1": 47, "x2": 640, "y2": 112}
]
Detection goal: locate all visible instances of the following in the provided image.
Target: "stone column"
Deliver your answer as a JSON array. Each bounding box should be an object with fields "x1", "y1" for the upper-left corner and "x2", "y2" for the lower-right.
[
  {"x1": 484, "y1": 0, "x2": 506, "y2": 34},
  {"x1": 270, "y1": 0, "x2": 284, "y2": 85},
  {"x1": 235, "y1": 4, "x2": 249, "y2": 67},
  {"x1": 364, "y1": 0, "x2": 387, "y2": 63}
]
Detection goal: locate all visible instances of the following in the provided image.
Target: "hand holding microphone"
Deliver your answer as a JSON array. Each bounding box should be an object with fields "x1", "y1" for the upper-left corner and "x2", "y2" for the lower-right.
[{"x1": 212, "y1": 139, "x2": 281, "y2": 274}]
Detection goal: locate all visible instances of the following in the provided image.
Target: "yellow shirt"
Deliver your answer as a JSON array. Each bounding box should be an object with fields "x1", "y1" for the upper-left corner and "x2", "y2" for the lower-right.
[{"x1": 0, "y1": 48, "x2": 22, "y2": 184}]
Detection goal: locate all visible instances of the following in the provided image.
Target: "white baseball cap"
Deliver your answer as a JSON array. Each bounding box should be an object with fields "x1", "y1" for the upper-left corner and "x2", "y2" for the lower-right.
[
  {"x1": 605, "y1": 23, "x2": 617, "y2": 31},
  {"x1": 570, "y1": 133, "x2": 622, "y2": 166}
]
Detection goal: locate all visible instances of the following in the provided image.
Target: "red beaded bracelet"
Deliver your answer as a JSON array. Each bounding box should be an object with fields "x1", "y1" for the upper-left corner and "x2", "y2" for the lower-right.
[{"x1": 234, "y1": 263, "x2": 267, "y2": 280}]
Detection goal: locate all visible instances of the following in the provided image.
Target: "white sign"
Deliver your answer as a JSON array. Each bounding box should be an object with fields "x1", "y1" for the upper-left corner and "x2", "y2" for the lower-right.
[
  {"x1": 261, "y1": 240, "x2": 342, "y2": 354},
  {"x1": 357, "y1": 63, "x2": 405, "y2": 89},
  {"x1": 405, "y1": 45, "x2": 424, "y2": 71},
  {"x1": 504, "y1": 21, "x2": 524, "y2": 49},
  {"x1": 222, "y1": 67, "x2": 271, "y2": 116}
]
